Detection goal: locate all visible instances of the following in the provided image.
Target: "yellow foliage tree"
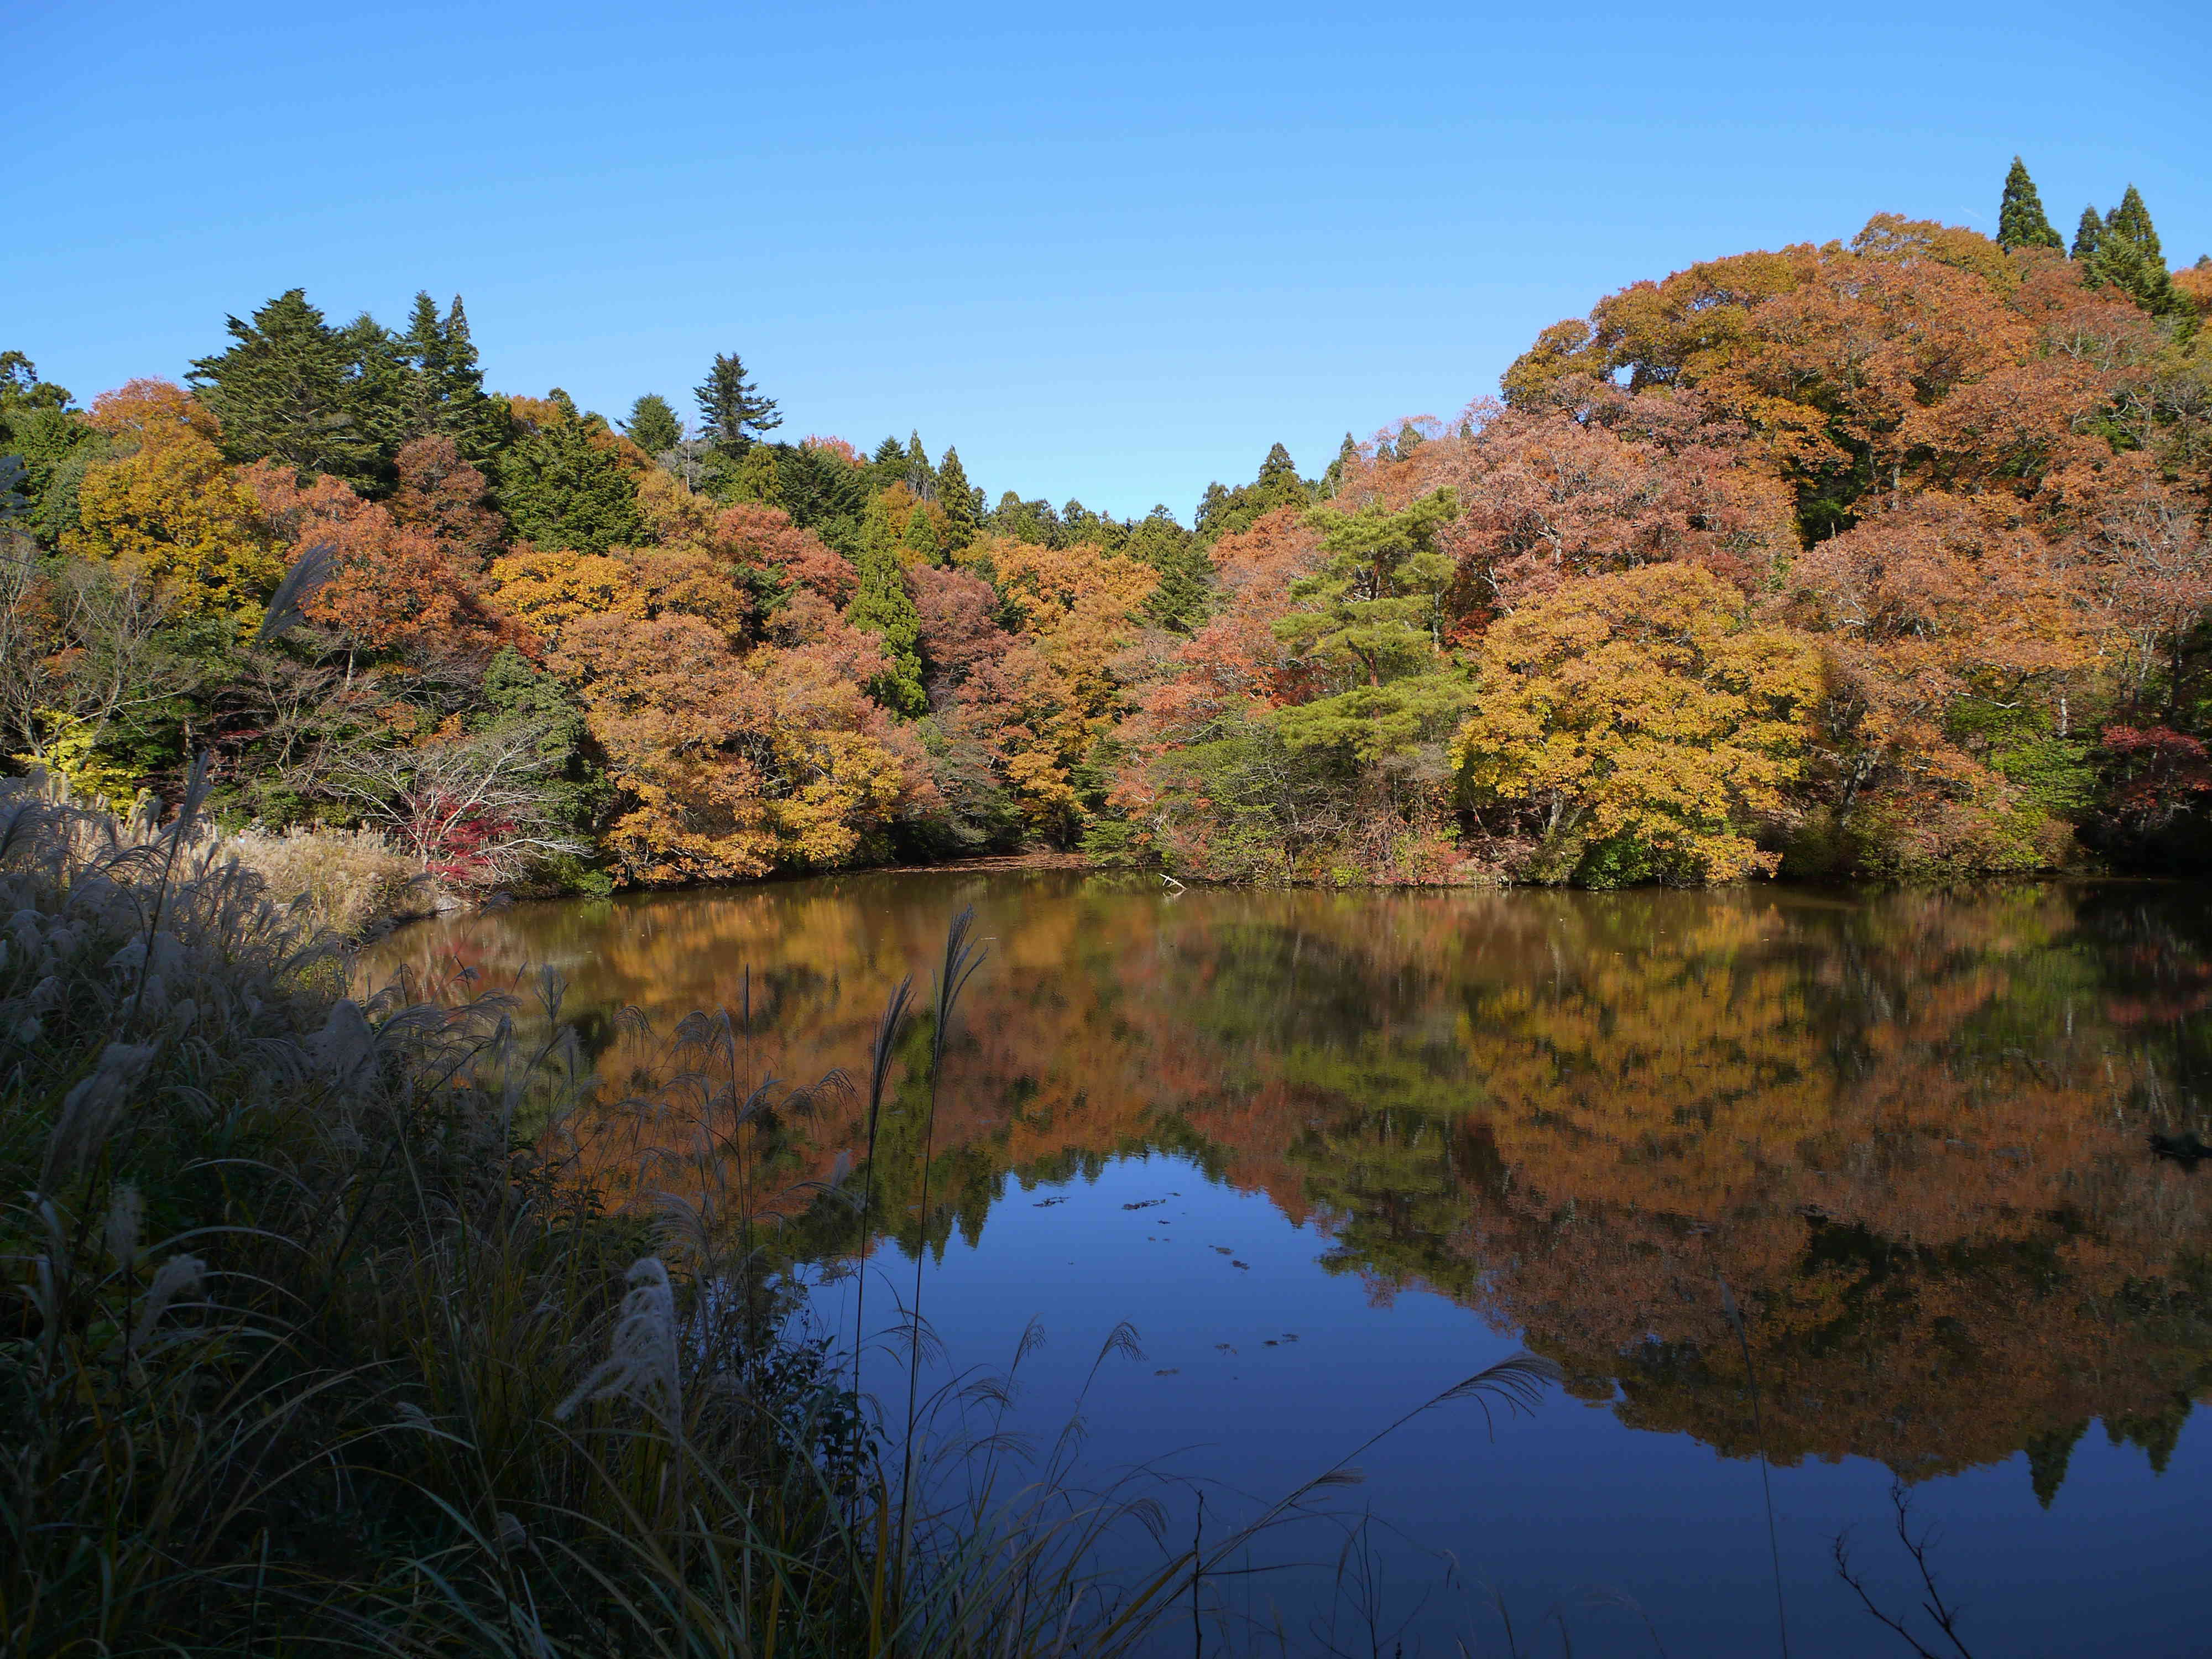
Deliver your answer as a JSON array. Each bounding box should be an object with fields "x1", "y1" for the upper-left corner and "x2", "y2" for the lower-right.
[
  {"x1": 65, "y1": 385, "x2": 281, "y2": 622},
  {"x1": 1455, "y1": 562, "x2": 1820, "y2": 883},
  {"x1": 485, "y1": 543, "x2": 650, "y2": 637}
]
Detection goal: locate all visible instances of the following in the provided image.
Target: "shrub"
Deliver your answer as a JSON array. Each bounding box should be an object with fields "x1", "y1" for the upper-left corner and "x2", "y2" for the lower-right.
[{"x1": 221, "y1": 822, "x2": 440, "y2": 937}]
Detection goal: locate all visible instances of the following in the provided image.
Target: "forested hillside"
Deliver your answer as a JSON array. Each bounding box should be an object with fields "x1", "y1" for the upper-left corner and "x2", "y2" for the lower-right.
[{"x1": 6, "y1": 161, "x2": 2210, "y2": 893}]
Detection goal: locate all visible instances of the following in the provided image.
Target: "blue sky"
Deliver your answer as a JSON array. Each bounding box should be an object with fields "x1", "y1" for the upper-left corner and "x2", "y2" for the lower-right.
[{"x1": 9, "y1": 0, "x2": 2206, "y2": 520}]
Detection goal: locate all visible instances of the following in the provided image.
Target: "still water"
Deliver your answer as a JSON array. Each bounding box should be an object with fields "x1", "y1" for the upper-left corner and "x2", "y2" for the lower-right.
[{"x1": 362, "y1": 873, "x2": 2212, "y2": 1657}]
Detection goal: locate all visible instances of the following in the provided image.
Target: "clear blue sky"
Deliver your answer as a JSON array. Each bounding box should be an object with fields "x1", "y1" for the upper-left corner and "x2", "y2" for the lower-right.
[{"x1": 9, "y1": 0, "x2": 2206, "y2": 521}]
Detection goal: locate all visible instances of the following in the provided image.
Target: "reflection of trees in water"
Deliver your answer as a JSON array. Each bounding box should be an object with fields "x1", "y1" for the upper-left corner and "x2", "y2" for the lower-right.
[{"x1": 361, "y1": 877, "x2": 2212, "y2": 1501}]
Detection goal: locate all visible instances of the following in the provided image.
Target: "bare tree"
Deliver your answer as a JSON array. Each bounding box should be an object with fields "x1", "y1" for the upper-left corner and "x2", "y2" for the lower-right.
[{"x1": 306, "y1": 717, "x2": 586, "y2": 885}]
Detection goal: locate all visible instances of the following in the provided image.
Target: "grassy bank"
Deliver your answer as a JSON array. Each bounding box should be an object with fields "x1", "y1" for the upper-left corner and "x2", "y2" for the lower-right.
[{"x1": 0, "y1": 775, "x2": 1208, "y2": 1656}]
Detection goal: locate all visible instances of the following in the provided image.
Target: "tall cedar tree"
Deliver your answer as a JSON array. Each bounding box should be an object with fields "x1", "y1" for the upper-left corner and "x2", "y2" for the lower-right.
[
  {"x1": 844, "y1": 497, "x2": 926, "y2": 713},
  {"x1": 2072, "y1": 206, "x2": 2104, "y2": 260},
  {"x1": 623, "y1": 393, "x2": 682, "y2": 455},
  {"x1": 1196, "y1": 441, "x2": 1312, "y2": 543},
  {"x1": 1319, "y1": 432, "x2": 1360, "y2": 498},
  {"x1": 2105, "y1": 186, "x2": 2163, "y2": 264},
  {"x1": 935, "y1": 446, "x2": 979, "y2": 549},
  {"x1": 190, "y1": 289, "x2": 382, "y2": 483},
  {"x1": 694, "y1": 353, "x2": 781, "y2": 457},
  {"x1": 904, "y1": 431, "x2": 934, "y2": 498},
  {"x1": 2084, "y1": 187, "x2": 2180, "y2": 315},
  {"x1": 1997, "y1": 158, "x2": 2064, "y2": 251}
]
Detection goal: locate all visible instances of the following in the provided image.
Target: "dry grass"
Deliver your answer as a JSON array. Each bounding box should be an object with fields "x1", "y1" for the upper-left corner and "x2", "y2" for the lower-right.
[{"x1": 222, "y1": 821, "x2": 445, "y2": 938}]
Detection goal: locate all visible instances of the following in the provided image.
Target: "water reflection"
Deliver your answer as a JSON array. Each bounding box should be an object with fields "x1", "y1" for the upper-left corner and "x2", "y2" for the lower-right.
[{"x1": 362, "y1": 876, "x2": 2212, "y2": 1505}]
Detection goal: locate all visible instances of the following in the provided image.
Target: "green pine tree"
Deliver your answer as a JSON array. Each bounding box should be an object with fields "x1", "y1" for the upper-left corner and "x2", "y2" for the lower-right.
[
  {"x1": 622, "y1": 393, "x2": 682, "y2": 455},
  {"x1": 189, "y1": 289, "x2": 382, "y2": 481},
  {"x1": 1270, "y1": 492, "x2": 1468, "y2": 761},
  {"x1": 846, "y1": 498, "x2": 926, "y2": 714},
  {"x1": 935, "y1": 446, "x2": 979, "y2": 549},
  {"x1": 693, "y1": 352, "x2": 781, "y2": 457},
  {"x1": 494, "y1": 397, "x2": 645, "y2": 551},
  {"x1": 1997, "y1": 156, "x2": 2064, "y2": 251},
  {"x1": 2072, "y1": 205, "x2": 2103, "y2": 260}
]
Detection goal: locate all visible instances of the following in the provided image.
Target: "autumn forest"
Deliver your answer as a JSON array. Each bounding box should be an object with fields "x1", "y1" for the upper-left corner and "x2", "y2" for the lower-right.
[{"x1": 6, "y1": 160, "x2": 2211, "y2": 899}]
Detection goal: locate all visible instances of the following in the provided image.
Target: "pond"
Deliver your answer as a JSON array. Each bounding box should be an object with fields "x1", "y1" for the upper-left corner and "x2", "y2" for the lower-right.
[{"x1": 360, "y1": 873, "x2": 2212, "y2": 1658}]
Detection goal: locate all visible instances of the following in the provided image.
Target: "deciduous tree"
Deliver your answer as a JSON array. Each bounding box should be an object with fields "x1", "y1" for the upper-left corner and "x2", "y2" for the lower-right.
[{"x1": 1457, "y1": 561, "x2": 1820, "y2": 883}]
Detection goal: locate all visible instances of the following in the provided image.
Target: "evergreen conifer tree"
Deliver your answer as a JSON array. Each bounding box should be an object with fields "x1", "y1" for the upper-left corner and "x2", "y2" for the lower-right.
[
  {"x1": 1125, "y1": 507, "x2": 1212, "y2": 633},
  {"x1": 2105, "y1": 185, "x2": 2163, "y2": 264},
  {"x1": 369, "y1": 291, "x2": 506, "y2": 463},
  {"x1": 1997, "y1": 157, "x2": 2064, "y2": 251},
  {"x1": 1271, "y1": 491, "x2": 1468, "y2": 760},
  {"x1": 2023, "y1": 1421, "x2": 2088, "y2": 1510},
  {"x1": 770, "y1": 441, "x2": 870, "y2": 549},
  {"x1": 868, "y1": 435, "x2": 906, "y2": 493},
  {"x1": 2086, "y1": 232, "x2": 2181, "y2": 316},
  {"x1": 2072, "y1": 206, "x2": 2103, "y2": 260},
  {"x1": 1320, "y1": 432, "x2": 1360, "y2": 498},
  {"x1": 904, "y1": 430, "x2": 935, "y2": 498},
  {"x1": 401, "y1": 293, "x2": 447, "y2": 382},
  {"x1": 431, "y1": 296, "x2": 506, "y2": 460},
  {"x1": 693, "y1": 353, "x2": 781, "y2": 457},
  {"x1": 731, "y1": 444, "x2": 782, "y2": 505},
  {"x1": 902, "y1": 503, "x2": 941, "y2": 562},
  {"x1": 0, "y1": 352, "x2": 92, "y2": 539},
  {"x1": 190, "y1": 289, "x2": 381, "y2": 481},
  {"x1": 846, "y1": 497, "x2": 926, "y2": 714},
  {"x1": 1196, "y1": 442, "x2": 1313, "y2": 542},
  {"x1": 494, "y1": 398, "x2": 645, "y2": 551},
  {"x1": 935, "y1": 445, "x2": 979, "y2": 549},
  {"x1": 622, "y1": 393, "x2": 682, "y2": 455}
]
